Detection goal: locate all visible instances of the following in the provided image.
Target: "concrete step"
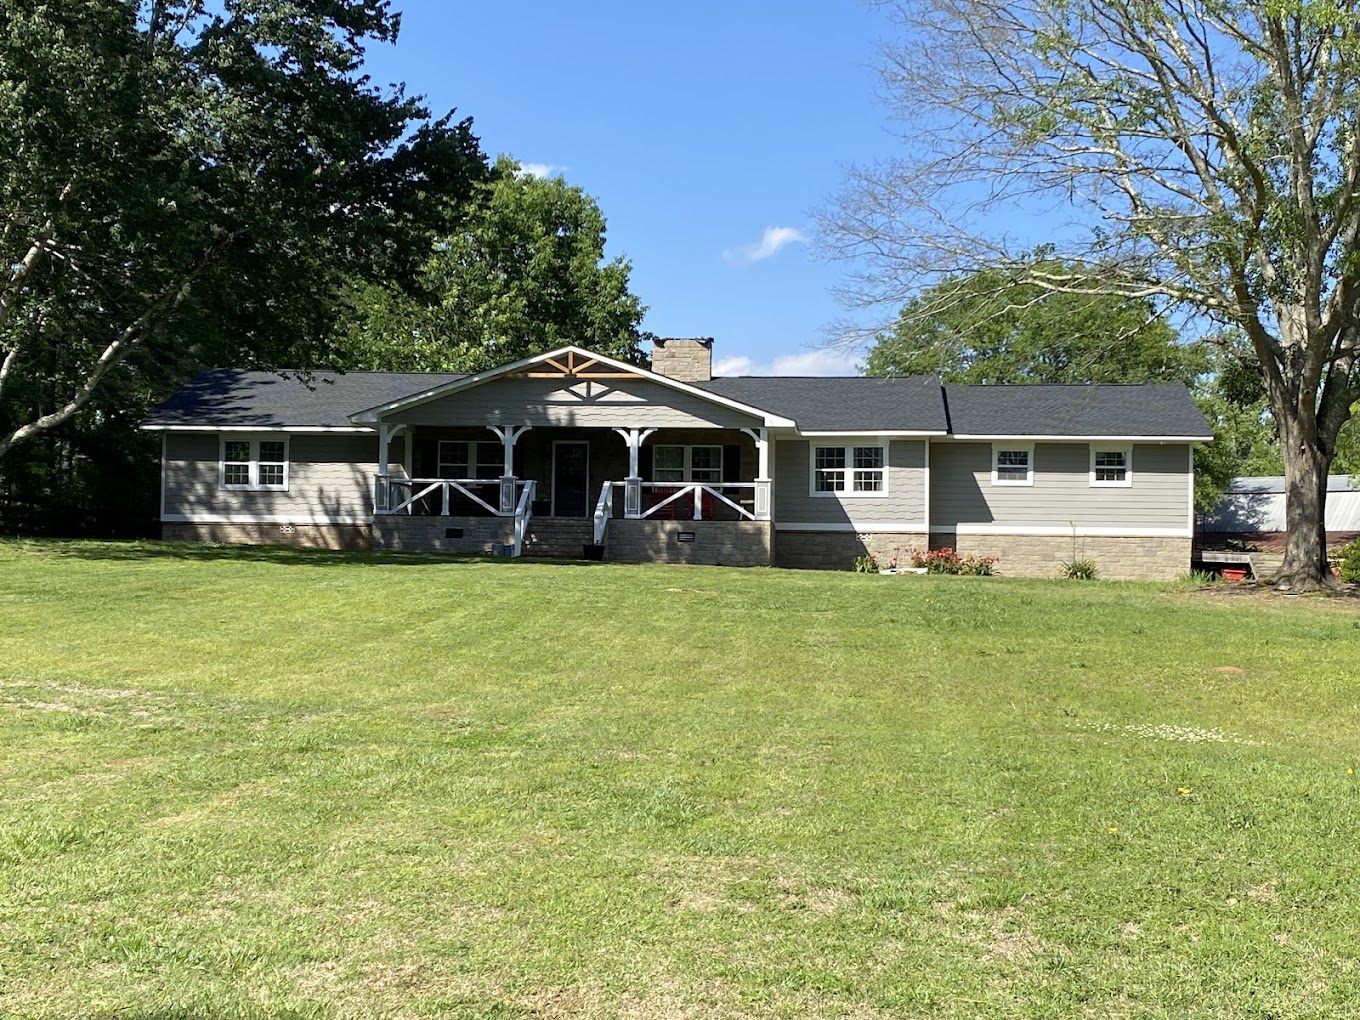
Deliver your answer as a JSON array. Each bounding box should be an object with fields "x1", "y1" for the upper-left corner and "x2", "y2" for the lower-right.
[{"x1": 522, "y1": 517, "x2": 594, "y2": 558}]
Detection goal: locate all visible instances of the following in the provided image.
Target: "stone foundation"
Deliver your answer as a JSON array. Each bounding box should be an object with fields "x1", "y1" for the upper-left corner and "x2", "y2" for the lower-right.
[
  {"x1": 606, "y1": 519, "x2": 772, "y2": 566},
  {"x1": 932, "y1": 532, "x2": 1191, "y2": 581},
  {"x1": 773, "y1": 531, "x2": 929, "y2": 571},
  {"x1": 372, "y1": 515, "x2": 514, "y2": 555},
  {"x1": 162, "y1": 521, "x2": 371, "y2": 550}
]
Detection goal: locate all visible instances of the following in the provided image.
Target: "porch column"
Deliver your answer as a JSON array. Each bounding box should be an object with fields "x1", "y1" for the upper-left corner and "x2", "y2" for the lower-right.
[
  {"x1": 742, "y1": 427, "x2": 772, "y2": 520},
  {"x1": 613, "y1": 427, "x2": 656, "y2": 518},
  {"x1": 376, "y1": 423, "x2": 403, "y2": 512},
  {"x1": 488, "y1": 425, "x2": 532, "y2": 514}
]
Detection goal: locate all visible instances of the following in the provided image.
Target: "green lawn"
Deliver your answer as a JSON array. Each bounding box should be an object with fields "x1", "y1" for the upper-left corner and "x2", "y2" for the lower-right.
[{"x1": 1, "y1": 540, "x2": 1358, "y2": 1020}]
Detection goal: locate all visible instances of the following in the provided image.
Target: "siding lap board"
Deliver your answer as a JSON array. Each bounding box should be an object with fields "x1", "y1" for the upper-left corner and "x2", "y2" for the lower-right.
[
  {"x1": 397, "y1": 377, "x2": 762, "y2": 429},
  {"x1": 773, "y1": 439, "x2": 926, "y2": 525},
  {"x1": 164, "y1": 432, "x2": 378, "y2": 520},
  {"x1": 929, "y1": 441, "x2": 1189, "y2": 530}
]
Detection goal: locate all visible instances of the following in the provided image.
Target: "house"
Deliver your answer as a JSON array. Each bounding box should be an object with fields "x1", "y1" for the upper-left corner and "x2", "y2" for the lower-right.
[
  {"x1": 1200, "y1": 475, "x2": 1360, "y2": 546},
  {"x1": 142, "y1": 339, "x2": 1212, "y2": 579}
]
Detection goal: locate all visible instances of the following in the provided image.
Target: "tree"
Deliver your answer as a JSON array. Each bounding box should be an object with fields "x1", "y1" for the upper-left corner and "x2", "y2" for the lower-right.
[
  {"x1": 0, "y1": 1, "x2": 489, "y2": 461},
  {"x1": 331, "y1": 156, "x2": 648, "y2": 373},
  {"x1": 864, "y1": 265, "x2": 1203, "y2": 385},
  {"x1": 822, "y1": 1, "x2": 1360, "y2": 589}
]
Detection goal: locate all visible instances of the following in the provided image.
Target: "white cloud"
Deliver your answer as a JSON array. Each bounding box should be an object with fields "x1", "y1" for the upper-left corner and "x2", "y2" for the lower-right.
[
  {"x1": 517, "y1": 162, "x2": 564, "y2": 178},
  {"x1": 722, "y1": 226, "x2": 809, "y2": 266},
  {"x1": 712, "y1": 348, "x2": 862, "y2": 377}
]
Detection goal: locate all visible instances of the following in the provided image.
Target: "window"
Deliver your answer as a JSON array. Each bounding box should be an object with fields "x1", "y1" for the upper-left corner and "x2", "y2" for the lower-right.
[
  {"x1": 219, "y1": 435, "x2": 288, "y2": 490},
  {"x1": 438, "y1": 440, "x2": 504, "y2": 479},
  {"x1": 812, "y1": 443, "x2": 887, "y2": 496},
  {"x1": 991, "y1": 444, "x2": 1033, "y2": 486},
  {"x1": 1090, "y1": 445, "x2": 1133, "y2": 487},
  {"x1": 652, "y1": 445, "x2": 723, "y2": 483}
]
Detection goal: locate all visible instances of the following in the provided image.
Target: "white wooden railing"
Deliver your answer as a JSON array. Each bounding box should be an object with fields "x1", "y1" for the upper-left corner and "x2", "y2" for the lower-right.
[
  {"x1": 376, "y1": 475, "x2": 505, "y2": 516},
  {"x1": 513, "y1": 480, "x2": 536, "y2": 556},
  {"x1": 593, "y1": 481, "x2": 614, "y2": 545},
  {"x1": 595, "y1": 480, "x2": 770, "y2": 524}
]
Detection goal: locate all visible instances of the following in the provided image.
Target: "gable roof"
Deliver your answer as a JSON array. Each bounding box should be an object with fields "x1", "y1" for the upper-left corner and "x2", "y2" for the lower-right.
[
  {"x1": 943, "y1": 383, "x2": 1212, "y2": 440},
  {"x1": 697, "y1": 376, "x2": 948, "y2": 433},
  {"x1": 345, "y1": 345, "x2": 797, "y2": 428},
  {"x1": 142, "y1": 369, "x2": 463, "y2": 430}
]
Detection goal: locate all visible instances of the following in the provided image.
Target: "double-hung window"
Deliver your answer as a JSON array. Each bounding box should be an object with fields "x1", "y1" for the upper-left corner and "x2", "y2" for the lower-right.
[
  {"x1": 1090, "y1": 444, "x2": 1133, "y2": 487},
  {"x1": 653, "y1": 445, "x2": 723, "y2": 483},
  {"x1": 812, "y1": 443, "x2": 887, "y2": 496},
  {"x1": 220, "y1": 435, "x2": 289, "y2": 491},
  {"x1": 991, "y1": 444, "x2": 1033, "y2": 486},
  {"x1": 438, "y1": 440, "x2": 504, "y2": 479}
]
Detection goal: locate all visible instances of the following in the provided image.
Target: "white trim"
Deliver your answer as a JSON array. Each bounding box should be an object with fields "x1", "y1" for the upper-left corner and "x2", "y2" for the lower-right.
[
  {"x1": 808, "y1": 439, "x2": 890, "y2": 499},
  {"x1": 220, "y1": 433, "x2": 290, "y2": 492},
  {"x1": 143, "y1": 425, "x2": 374, "y2": 433},
  {"x1": 551, "y1": 440, "x2": 591, "y2": 517},
  {"x1": 1188, "y1": 445, "x2": 1195, "y2": 534},
  {"x1": 161, "y1": 513, "x2": 372, "y2": 525},
  {"x1": 798, "y1": 429, "x2": 947, "y2": 437},
  {"x1": 775, "y1": 522, "x2": 927, "y2": 532},
  {"x1": 952, "y1": 433, "x2": 1212, "y2": 442},
  {"x1": 922, "y1": 439, "x2": 931, "y2": 534},
  {"x1": 928, "y1": 524, "x2": 1192, "y2": 538},
  {"x1": 347, "y1": 344, "x2": 797, "y2": 428},
  {"x1": 1089, "y1": 443, "x2": 1134, "y2": 487},
  {"x1": 159, "y1": 433, "x2": 167, "y2": 521},
  {"x1": 991, "y1": 442, "x2": 1034, "y2": 486}
]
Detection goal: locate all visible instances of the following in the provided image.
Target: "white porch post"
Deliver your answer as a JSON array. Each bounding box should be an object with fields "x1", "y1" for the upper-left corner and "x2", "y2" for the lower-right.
[
  {"x1": 488, "y1": 425, "x2": 532, "y2": 514},
  {"x1": 613, "y1": 427, "x2": 656, "y2": 518},
  {"x1": 742, "y1": 427, "x2": 772, "y2": 520},
  {"x1": 376, "y1": 423, "x2": 401, "y2": 512}
]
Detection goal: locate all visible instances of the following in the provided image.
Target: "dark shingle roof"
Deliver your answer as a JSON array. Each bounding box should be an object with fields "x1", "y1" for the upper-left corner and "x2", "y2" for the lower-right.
[
  {"x1": 696, "y1": 375, "x2": 949, "y2": 432},
  {"x1": 142, "y1": 369, "x2": 464, "y2": 428},
  {"x1": 943, "y1": 383, "x2": 1212, "y2": 438}
]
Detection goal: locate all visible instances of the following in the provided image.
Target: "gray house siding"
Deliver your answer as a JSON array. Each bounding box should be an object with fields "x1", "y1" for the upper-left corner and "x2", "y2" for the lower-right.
[
  {"x1": 395, "y1": 377, "x2": 762, "y2": 430},
  {"x1": 929, "y1": 441, "x2": 1191, "y2": 532},
  {"x1": 772, "y1": 439, "x2": 927, "y2": 526},
  {"x1": 163, "y1": 431, "x2": 377, "y2": 522}
]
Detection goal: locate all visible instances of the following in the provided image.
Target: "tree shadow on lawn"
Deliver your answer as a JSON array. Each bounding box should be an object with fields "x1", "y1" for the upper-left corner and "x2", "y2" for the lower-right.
[{"x1": 6, "y1": 537, "x2": 611, "y2": 569}]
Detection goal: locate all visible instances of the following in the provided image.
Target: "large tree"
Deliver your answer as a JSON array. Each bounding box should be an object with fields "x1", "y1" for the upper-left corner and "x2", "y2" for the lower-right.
[
  {"x1": 865, "y1": 265, "x2": 1203, "y2": 384},
  {"x1": 0, "y1": 0, "x2": 488, "y2": 461},
  {"x1": 331, "y1": 156, "x2": 648, "y2": 373},
  {"x1": 823, "y1": 1, "x2": 1360, "y2": 589}
]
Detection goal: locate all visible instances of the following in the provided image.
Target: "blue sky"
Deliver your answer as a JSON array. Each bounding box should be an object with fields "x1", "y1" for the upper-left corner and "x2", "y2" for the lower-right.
[{"x1": 361, "y1": 1, "x2": 898, "y2": 376}]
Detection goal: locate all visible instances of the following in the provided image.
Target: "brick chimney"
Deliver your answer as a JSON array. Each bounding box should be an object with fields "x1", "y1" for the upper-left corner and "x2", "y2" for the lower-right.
[{"x1": 651, "y1": 337, "x2": 713, "y2": 383}]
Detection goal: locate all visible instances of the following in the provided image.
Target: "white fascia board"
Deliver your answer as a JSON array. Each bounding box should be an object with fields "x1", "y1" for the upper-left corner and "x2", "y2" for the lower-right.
[
  {"x1": 775, "y1": 522, "x2": 928, "y2": 532},
  {"x1": 948, "y1": 433, "x2": 1213, "y2": 442},
  {"x1": 161, "y1": 513, "x2": 372, "y2": 525},
  {"x1": 142, "y1": 425, "x2": 375, "y2": 433},
  {"x1": 927, "y1": 524, "x2": 1192, "y2": 538},
  {"x1": 798, "y1": 430, "x2": 947, "y2": 437},
  {"x1": 345, "y1": 344, "x2": 797, "y2": 428}
]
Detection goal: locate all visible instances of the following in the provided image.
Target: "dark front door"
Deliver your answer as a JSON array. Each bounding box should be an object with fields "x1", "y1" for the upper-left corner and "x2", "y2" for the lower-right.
[{"x1": 552, "y1": 442, "x2": 590, "y2": 517}]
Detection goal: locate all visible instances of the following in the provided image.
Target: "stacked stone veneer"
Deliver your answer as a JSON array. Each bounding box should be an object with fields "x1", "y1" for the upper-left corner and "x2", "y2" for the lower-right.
[
  {"x1": 650, "y1": 337, "x2": 713, "y2": 382},
  {"x1": 372, "y1": 516, "x2": 514, "y2": 555},
  {"x1": 773, "y1": 531, "x2": 929, "y2": 571},
  {"x1": 606, "y1": 519, "x2": 771, "y2": 566},
  {"x1": 162, "y1": 522, "x2": 370, "y2": 550},
  {"x1": 935, "y1": 533, "x2": 1191, "y2": 581}
]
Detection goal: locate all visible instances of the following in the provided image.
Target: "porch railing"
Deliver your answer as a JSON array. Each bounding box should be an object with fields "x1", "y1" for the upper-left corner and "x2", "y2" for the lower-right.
[
  {"x1": 512, "y1": 480, "x2": 536, "y2": 556},
  {"x1": 593, "y1": 481, "x2": 614, "y2": 545},
  {"x1": 595, "y1": 480, "x2": 770, "y2": 524}
]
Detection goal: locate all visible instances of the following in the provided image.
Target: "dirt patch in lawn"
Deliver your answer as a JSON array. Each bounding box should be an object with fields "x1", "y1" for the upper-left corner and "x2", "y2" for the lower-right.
[{"x1": 1176, "y1": 581, "x2": 1360, "y2": 602}]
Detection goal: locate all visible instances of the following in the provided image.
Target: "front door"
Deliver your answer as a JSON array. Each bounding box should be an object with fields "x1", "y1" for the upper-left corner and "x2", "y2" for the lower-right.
[{"x1": 552, "y1": 441, "x2": 590, "y2": 517}]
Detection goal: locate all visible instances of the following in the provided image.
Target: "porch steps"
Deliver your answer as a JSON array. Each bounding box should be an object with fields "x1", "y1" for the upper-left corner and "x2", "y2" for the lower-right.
[{"x1": 521, "y1": 517, "x2": 595, "y2": 559}]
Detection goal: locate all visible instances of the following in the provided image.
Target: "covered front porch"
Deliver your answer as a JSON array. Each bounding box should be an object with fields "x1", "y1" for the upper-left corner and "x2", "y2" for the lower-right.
[{"x1": 370, "y1": 423, "x2": 773, "y2": 560}]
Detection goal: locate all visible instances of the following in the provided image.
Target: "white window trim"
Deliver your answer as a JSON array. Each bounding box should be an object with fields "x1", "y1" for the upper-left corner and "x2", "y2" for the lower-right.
[
  {"x1": 990, "y1": 443, "x2": 1034, "y2": 486},
  {"x1": 651, "y1": 444, "x2": 724, "y2": 483},
  {"x1": 219, "y1": 433, "x2": 290, "y2": 492},
  {"x1": 437, "y1": 439, "x2": 502, "y2": 480},
  {"x1": 808, "y1": 440, "x2": 890, "y2": 499},
  {"x1": 1090, "y1": 443, "x2": 1134, "y2": 487}
]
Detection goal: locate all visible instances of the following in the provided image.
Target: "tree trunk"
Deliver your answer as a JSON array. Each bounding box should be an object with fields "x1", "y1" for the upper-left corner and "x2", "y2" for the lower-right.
[{"x1": 1274, "y1": 430, "x2": 1334, "y2": 590}]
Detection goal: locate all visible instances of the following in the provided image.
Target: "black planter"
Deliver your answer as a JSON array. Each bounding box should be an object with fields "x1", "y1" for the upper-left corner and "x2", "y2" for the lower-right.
[{"x1": 582, "y1": 543, "x2": 606, "y2": 561}]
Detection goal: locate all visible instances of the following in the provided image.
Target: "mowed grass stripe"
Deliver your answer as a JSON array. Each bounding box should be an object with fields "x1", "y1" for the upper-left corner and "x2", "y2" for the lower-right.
[{"x1": 0, "y1": 539, "x2": 1357, "y2": 1019}]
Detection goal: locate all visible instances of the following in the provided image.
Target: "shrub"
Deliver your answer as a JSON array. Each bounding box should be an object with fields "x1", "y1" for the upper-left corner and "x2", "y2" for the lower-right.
[
  {"x1": 908, "y1": 547, "x2": 999, "y2": 575},
  {"x1": 1336, "y1": 538, "x2": 1360, "y2": 583},
  {"x1": 1061, "y1": 558, "x2": 1099, "y2": 580},
  {"x1": 853, "y1": 554, "x2": 879, "y2": 573}
]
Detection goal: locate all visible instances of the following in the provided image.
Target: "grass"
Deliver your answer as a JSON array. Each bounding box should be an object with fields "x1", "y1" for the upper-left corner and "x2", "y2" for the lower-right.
[{"x1": 0, "y1": 539, "x2": 1358, "y2": 1019}]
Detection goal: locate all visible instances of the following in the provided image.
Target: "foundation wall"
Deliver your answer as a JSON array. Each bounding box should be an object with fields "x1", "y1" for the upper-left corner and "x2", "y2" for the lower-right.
[
  {"x1": 371, "y1": 515, "x2": 514, "y2": 555},
  {"x1": 934, "y1": 532, "x2": 1191, "y2": 581},
  {"x1": 606, "y1": 519, "x2": 772, "y2": 566},
  {"x1": 773, "y1": 531, "x2": 928, "y2": 571},
  {"x1": 162, "y1": 522, "x2": 371, "y2": 550}
]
